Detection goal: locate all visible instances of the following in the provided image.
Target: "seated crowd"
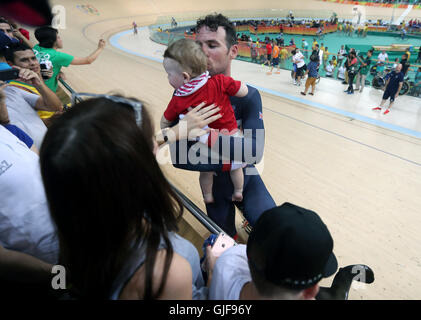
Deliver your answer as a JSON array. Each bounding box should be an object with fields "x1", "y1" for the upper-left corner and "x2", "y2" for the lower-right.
[{"x1": 1, "y1": 13, "x2": 372, "y2": 300}]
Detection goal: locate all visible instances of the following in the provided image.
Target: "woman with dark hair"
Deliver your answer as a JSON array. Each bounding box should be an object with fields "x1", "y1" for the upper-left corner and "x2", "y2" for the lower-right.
[
  {"x1": 33, "y1": 26, "x2": 105, "y2": 92},
  {"x1": 39, "y1": 96, "x2": 219, "y2": 299}
]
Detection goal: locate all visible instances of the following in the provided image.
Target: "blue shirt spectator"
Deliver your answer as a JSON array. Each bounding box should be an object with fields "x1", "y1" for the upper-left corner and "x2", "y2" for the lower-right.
[
  {"x1": 307, "y1": 60, "x2": 319, "y2": 78},
  {"x1": 385, "y1": 71, "x2": 404, "y2": 92}
]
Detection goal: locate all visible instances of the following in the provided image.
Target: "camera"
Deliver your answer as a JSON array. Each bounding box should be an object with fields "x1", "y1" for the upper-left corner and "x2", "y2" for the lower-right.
[{"x1": 40, "y1": 61, "x2": 53, "y2": 80}]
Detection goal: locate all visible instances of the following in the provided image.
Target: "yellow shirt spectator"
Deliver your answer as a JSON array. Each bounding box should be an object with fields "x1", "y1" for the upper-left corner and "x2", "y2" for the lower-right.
[
  {"x1": 280, "y1": 48, "x2": 288, "y2": 60},
  {"x1": 323, "y1": 50, "x2": 329, "y2": 61}
]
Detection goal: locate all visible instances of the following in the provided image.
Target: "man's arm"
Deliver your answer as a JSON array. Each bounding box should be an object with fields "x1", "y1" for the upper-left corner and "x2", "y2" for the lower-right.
[
  {"x1": 0, "y1": 245, "x2": 52, "y2": 284},
  {"x1": 12, "y1": 29, "x2": 33, "y2": 48},
  {"x1": 71, "y1": 39, "x2": 106, "y2": 65},
  {"x1": 13, "y1": 67, "x2": 62, "y2": 112},
  {"x1": 384, "y1": 78, "x2": 390, "y2": 91},
  {"x1": 34, "y1": 81, "x2": 63, "y2": 112},
  {"x1": 395, "y1": 82, "x2": 403, "y2": 98}
]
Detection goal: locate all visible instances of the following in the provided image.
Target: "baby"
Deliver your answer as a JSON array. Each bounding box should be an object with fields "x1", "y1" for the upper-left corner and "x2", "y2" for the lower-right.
[{"x1": 161, "y1": 38, "x2": 248, "y2": 204}]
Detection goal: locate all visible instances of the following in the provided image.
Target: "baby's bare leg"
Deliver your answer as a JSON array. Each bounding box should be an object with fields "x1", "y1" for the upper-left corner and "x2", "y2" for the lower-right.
[
  {"x1": 199, "y1": 172, "x2": 214, "y2": 204},
  {"x1": 230, "y1": 168, "x2": 244, "y2": 202}
]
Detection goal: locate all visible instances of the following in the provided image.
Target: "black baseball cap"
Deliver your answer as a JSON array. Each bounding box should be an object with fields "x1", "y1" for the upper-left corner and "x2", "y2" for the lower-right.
[{"x1": 247, "y1": 202, "x2": 338, "y2": 290}]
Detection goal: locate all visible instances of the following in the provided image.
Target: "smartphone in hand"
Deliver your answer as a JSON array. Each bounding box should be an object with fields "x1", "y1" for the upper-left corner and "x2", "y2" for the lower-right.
[
  {"x1": 211, "y1": 232, "x2": 236, "y2": 258},
  {"x1": 0, "y1": 69, "x2": 19, "y2": 81}
]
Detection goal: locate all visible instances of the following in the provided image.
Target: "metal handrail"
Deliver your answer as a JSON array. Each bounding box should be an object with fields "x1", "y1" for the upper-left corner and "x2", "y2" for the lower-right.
[{"x1": 59, "y1": 79, "x2": 223, "y2": 235}]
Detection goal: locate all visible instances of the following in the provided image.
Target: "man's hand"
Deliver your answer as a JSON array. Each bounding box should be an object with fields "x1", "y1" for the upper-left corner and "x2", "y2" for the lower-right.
[
  {"x1": 181, "y1": 102, "x2": 221, "y2": 141},
  {"x1": 41, "y1": 67, "x2": 53, "y2": 80},
  {"x1": 14, "y1": 66, "x2": 42, "y2": 87},
  {"x1": 98, "y1": 39, "x2": 106, "y2": 49},
  {"x1": 12, "y1": 28, "x2": 24, "y2": 40},
  {"x1": 57, "y1": 71, "x2": 66, "y2": 81}
]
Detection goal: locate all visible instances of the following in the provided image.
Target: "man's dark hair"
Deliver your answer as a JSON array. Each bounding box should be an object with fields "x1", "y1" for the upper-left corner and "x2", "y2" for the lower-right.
[
  {"x1": 4, "y1": 42, "x2": 32, "y2": 63},
  {"x1": 34, "y1": 26, "x2": 58, "y2": 48},
  {"x1": 402, "y1": 53, "x2": 408, "y2": 59},
  {"x1": 0, "y1": 18, "x2": 11, "y2": 26},
  {"x1": 196, "y1": 13, "x2": 237, "y2": 48}
]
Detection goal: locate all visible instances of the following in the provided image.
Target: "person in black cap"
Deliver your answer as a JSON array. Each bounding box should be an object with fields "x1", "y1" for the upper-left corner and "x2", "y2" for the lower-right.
[{"x1": 206, "y1": 202, "x2": 338, "y2": 299}]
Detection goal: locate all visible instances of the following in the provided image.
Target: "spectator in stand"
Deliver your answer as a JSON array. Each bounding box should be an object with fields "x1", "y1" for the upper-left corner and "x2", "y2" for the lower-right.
[
  {"x1": 250, "y1": 41, "x2": 258, "y2": 63},
  {"x1": 262, "y1": 40, "x2": 272, "y2": 67},
  {"x1": 344, "y1": 50, "x2": 358, "y2": 94},
  {"x1": 405, "y1": 47, "x2": 411, "y2": 61},
  {"x1": 337, "y1": 45, "x2": 346, "y2": 67},
  {"x1": 400, "y1": 53, "x2": 410, "y2": 76},
  {"x1": 292, "y1": 48, "x2": 306, "y2": 86},
  {"x1": 33, "y1": 26, "x2": 106, "y2": 92},
  {"x1": 331, "y1": 55, "x2": 337, "y2": 67},
  {"x1": 268, "y1": 40, "x2": 280, "y2": 75},
  {"x1": 0, "y1": 49, "x2": 62, "y2": 148},
  {"x1": 6, "y1": 18, "x2": 30, "y2": 41},
  {"x1": 355, "y1": 49, "x2": 373, "y2": 93},
  {"x1": 312, "y1": 38, "x2": 318, "y2": 50},
  {"x1": 324, "y1": 59, "x2": 335, "y2": 78},
  {"x1": 377, "y1": 49, "x2": 389, "y2": 67},
  {"x1": 0, "y1": 17, "x2": 32, "y2": 48},
  {"x1": 323, "y1": 47, "x2": 329, "y2": 65},
  {"x1": 4, "y1": 43, "x2": 60, "y2": 126},
  {"x1": 205, "y1": 203, "x2": 338, "y2": 300},
  {"x1": 277, "y1": 36, "x2": 284, "y2": 47},
  {"x1": 289, "y1": 38, "x2": 295, "y2": 46},
  {"x1": 363, "y1": 24, "x2": 368, "y2": 37},
  {"x1": 315, "y1": 44, "x2": 323, "y2": 67},
  {"x1": 302, "y1": 39, "x2": 309, "y2": 59},
  {"x1": 301, "y1": 53, "x2": 320, "y2": 96},
  {"x1": 280, "y1": 46, "x2": 288, "y2": 65},
  {"x1": 0, "y1": 86, "x2": 59, "y2": 267},
  {"x1": 0, "y1": 81, "x2": 38, "y2": 153},
  {"x1": 5, "y1": 43, "x2": 52, "y2": 81}
]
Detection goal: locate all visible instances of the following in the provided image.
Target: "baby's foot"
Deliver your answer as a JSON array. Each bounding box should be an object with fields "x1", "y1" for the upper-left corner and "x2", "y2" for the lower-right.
[
  {"x1": 203, "y1": 193, "x2": 214, "y2": 204},
  {"x1": 232, "y1": 190, "x2": 243, "y2": 202}
]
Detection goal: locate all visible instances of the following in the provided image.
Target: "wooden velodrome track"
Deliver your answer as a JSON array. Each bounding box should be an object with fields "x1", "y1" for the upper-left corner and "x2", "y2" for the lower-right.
[{"x1": 48, "y1": 0, "x2": 421, "y2": 299}]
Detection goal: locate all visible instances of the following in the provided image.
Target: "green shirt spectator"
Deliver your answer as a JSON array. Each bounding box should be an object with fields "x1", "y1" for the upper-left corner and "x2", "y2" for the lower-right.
[
  {"x1": 358, "y1": 55, "x2": 371, "y2": 75},
  {"x1": 33, "y1": 44, "x2": 74, "y2": 92},
  {"x1": 33, "y1": 26, "x2": 106, "y2": 92}
]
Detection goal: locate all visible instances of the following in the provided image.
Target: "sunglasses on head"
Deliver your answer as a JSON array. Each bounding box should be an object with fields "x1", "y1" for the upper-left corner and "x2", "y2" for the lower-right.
[{"x1": 71, "y1": 92, "x2": 143, "y2": 126}]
